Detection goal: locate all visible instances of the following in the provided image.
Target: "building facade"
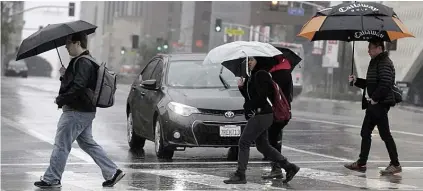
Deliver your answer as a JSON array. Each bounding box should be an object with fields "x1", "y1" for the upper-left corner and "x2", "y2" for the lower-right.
[{"x1": 80, "y1": 1, "x2": 182, "y2": 72}]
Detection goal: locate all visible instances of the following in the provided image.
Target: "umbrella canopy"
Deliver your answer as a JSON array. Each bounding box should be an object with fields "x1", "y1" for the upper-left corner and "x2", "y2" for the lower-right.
[
  {"x1": 16, "y1": 20, "x2": 97, "y2": 61},
  {"x1": 297, "y1": 2, "x2": 414, "y2": 42},
  {"x1": 271, "y1": 46, "x2": 302, "y2": 72},
  {"x1": 203, "y1": 41, "x2": 283, "y2": 77}
]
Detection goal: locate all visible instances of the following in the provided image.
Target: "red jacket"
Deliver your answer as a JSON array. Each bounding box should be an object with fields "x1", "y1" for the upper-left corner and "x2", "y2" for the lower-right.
[{"x1": 269, "y1": 56, "x2": 291, "y2": 72}]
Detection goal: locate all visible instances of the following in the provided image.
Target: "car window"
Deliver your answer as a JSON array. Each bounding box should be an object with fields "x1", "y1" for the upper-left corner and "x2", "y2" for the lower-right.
[
  {"x1": 150, "y1": 60, "x2": 164, "y2": 86},
  {"x1": 141, "y1": 59, "x2": 159, "y2": 81},
  {"x1": 166, "y1": 60, "x2": 238, "y2": 89}
]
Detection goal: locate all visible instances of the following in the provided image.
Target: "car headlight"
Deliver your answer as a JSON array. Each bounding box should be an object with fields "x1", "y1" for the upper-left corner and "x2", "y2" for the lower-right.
[{"x1": 168, "y1": 102, "x2": 200, "y2": 117}]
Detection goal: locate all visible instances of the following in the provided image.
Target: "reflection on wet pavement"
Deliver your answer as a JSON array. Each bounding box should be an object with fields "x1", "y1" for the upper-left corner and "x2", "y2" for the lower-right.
[{"x1": 2, "y1": 77, "x2": 423, "y2": 190}]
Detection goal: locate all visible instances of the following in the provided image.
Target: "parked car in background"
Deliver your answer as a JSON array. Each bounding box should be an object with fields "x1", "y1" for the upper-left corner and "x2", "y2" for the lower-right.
[
  {"x1": 5, "y1": 60, "x2": 28, "y2": 78},
  {"x1": 126, "y1": 53, "x2": 246, "y2": 159}
]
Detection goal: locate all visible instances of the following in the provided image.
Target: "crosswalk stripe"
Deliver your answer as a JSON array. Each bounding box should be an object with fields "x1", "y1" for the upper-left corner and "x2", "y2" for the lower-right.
[
  {"x1": 139, "y1": 169, "x2": 286, "y2": 190},
  {"x1": 26, "y1": 171, "x2": 140, "y2": 191},
  {"x1": 23, "y1": 167, "x2": 422, "y2": 190},
  {"x1": 294, "y1": 168, "x2": 419, "y2": 190}
]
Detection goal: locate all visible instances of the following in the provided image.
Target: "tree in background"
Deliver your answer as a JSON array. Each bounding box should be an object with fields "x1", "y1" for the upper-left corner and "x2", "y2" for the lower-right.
[{"x1": 1, "y1": 2, "x2": 16, "y2": 48}]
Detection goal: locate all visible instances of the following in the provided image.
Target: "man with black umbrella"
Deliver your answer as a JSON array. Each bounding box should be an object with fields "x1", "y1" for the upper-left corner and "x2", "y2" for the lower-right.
[
  {"x1": 34, "y1": 32, "x2": 125, "y2": 188},
  {"x1": 345, "y1": 38, "x2": 402, "y2": 175}
]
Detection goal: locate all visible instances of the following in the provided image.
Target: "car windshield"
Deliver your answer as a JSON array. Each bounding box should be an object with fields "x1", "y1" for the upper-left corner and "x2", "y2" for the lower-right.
[{"x1": 167, "y1": 60, "x2": 238, "y2": 89}]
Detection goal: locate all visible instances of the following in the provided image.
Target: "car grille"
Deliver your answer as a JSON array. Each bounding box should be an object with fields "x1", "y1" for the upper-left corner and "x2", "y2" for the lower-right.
[
  {"x1": 198, "y1": 109, "x2": 244, "y2": 116},
  {"x1": 193, "y1": 121, "x2": 247, "y2": 146}
]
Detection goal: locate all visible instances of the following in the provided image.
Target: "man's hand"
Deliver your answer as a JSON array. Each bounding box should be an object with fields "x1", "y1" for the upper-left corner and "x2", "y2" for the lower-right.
[
  {"x1": 59, "y1": 66, "x2": 66, "y2": 76},
  {"x1": 370, "y1": 99, "x2": 378, "y2": 105},
  {"x1": 348, "y1": 75, "x2": 357, "y2": 84},
  {"x1": 237, "y1": 77, "x2": 245, "y2": 87}
]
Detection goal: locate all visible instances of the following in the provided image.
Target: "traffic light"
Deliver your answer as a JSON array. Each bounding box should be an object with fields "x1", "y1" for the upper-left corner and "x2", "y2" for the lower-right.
[
  {"x1": 156, "y1": 38, "x2": 163, "y2": 51},
  {"x1": 215, "y1": 19, "x2": 222, "y2": 32},
  {"x1": 163, "y1": 40, "x2": 169, "y2": 50},
  {"x1": 68, "y1": 2, "x2": 75, "y2": 17},
  {"x1": 270, "y1": 1, "x2": 279, "y2": 10},
  {"x1": 121, "y1": 47, "x2": 126, "y2": 55},
  {"x1": 131, "y1": 35, "x2": 139, "y2": 49}
]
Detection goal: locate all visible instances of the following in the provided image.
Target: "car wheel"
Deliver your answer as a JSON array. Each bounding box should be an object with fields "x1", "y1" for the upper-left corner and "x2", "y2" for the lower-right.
[
  {"x1": 227, "y1": 146, "x2": 238, "y2": 161},
  {"x1": 154, "y1": 116, "x2": 174, "y2": 159},
  {"x1": 127, "y1": 111, "x2": 146, "y2": 149},
  {"x1": 21, "y1": 73, "x2": 28, "y2": 78}
]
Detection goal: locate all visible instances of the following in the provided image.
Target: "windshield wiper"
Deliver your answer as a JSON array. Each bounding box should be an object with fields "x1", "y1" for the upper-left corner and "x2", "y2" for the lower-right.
[
  {"x1": 219, "y1": 74, "x2": 230, "y2": 89},
  {"x1": 219, "y1": 66, "x2": 230, "y2": 89}
]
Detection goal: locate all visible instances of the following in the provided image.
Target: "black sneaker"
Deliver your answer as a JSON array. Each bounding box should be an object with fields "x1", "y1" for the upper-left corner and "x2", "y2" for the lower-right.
[
  {"x1": 223, "y1": 171, "x2": 247, "y2": 184},
  {"x1": 34, "y1": 177, "x2": 61, "y2": 188},
  {"x1": 344, "y1": 161, "x2": 367, "y2": 173},
  {"x1": 262, "y1": 162, "x2": 284, "y2": 179},
  {"x1": 102, "y1": 169, "x2": 125, "y2": 187},
  {"x1": 283, "y1": 163, "x2": 300, "y2": 183}
]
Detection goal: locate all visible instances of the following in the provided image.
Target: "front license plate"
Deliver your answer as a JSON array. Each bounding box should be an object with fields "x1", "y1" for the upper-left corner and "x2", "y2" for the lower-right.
[{"x1": 219, "y1": 125, "x2": 241, "y2": 137}]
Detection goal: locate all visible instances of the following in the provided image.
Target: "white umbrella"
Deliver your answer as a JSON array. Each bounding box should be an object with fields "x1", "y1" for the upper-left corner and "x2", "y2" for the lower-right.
[{"x1": 203, "y1": 41, "x2": 283, "y2": 77}]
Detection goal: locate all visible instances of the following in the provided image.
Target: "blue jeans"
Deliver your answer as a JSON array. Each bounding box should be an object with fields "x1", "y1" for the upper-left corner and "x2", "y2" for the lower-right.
[{"x1": 43, "y1": 110, "x2": 118, "y2": 184}]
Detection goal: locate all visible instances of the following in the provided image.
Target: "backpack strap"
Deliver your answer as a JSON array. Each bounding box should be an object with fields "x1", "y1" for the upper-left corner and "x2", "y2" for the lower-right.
[
  {"x1": 72, "y1": 55, "x2": 98, "y2": 74},
  {"x1": 71, "y1": 55, "x2": 98, "y2": 105}
]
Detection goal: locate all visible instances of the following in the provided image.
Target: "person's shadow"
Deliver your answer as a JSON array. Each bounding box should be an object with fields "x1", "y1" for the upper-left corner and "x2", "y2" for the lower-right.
[{"x1": 129, "y1": 148, "x2": 145, "y2": 159}]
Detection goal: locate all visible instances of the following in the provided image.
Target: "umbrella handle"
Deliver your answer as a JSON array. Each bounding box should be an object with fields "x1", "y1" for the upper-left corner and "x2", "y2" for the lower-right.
[
  {"x1": 350, "y1": 41, "x2": 355, "y2": 86},
  {"x1": 54, "y1": 41, "x2": 65, "y2": 68},
  {"x1": 241, "y1": 50, "x2": 250, "y2": 77}
]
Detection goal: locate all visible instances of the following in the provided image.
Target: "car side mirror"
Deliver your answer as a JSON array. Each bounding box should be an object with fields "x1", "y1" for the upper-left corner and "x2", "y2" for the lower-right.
[{"x1": 141, "y1": 79, "x2": 157, "y2": 90}]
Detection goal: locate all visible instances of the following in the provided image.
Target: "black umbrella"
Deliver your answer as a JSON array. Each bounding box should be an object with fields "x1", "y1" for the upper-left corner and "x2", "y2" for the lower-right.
[
  {"x1": 298, "y1": 2, "x2": 413, "y2": 42},
  {"x1": 16, "y1": 20, "x2": 97, "y2": 66},
  {"x1": 297, "y1": 2, "x2": 413, "y2": 85},
  {"x1": 271, "y1": 46, "x2": 302, "y2": 72}
]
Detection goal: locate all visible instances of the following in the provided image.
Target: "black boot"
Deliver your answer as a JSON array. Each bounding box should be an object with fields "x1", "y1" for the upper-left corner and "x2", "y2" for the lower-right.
[
  {"x1": 262, "y1": 162, "x2": 284, "y2": 179},
  {"x1": 282, "y1": 162, "x2": 300, "y2": 183},
  {"x1": 223, "y1": 170, "x2": 247, "y2": 184}
]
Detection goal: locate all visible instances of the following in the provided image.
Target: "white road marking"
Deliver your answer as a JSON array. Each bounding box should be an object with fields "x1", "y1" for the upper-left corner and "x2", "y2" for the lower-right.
[
  {"x1": 2, "y1": 116, "x2": 94, "y2": 163},
  {"x1": 378, "y1": 167, "x2": 423, "y2": 170},
  {"x1": 293, "y1": 168, "x2": 419, "y2": 190},
  {"x1": 139, "y1": 169, "x2": 285, "y2": 190},
  {"x1": 5, "y1": 161, "x2": 423, "y2": 167},
  {"x1": 294, "y1": 117, "x2": 423, "y2": 137},
  {"x1": 282, "y1": 145, "x2": 353, "y2": 162},
  {"x1": 26, "y1": 171, "x2": 140, "y2": 191}
]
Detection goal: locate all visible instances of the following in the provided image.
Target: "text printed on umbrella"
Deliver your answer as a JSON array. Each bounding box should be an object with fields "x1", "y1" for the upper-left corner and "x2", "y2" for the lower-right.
[
  {"x1": 354, "y1": 30, "x2": 384, "y2": 40},
  {"x1": 338, "y1": 3, "x2": 379, "y2": 13}
]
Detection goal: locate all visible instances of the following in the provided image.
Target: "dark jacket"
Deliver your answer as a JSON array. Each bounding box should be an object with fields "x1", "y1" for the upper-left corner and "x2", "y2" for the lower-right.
[
  {"x1": 239, "y1": 65, "x2": 274, "y2": 118},
  {"x1": 270, "y1": 69, "x2": 293, "y2": 106},
  {"x1": 55, "y1": 50, "x2": 98, "y2": 112},
  {"x1": 354, "y1": 51, "x2": 396, "y2": 109}
]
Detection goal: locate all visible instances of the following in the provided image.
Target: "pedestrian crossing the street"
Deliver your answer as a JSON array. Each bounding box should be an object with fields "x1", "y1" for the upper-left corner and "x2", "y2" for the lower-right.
[{"x1": 16, "y1": 164, "x2": 423, "y2": 191}]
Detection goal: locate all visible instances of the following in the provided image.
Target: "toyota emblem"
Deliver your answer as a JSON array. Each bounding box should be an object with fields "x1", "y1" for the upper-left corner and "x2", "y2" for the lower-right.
[{"x1": 224, "y1": 111, "x2": 235, "y2": 118}]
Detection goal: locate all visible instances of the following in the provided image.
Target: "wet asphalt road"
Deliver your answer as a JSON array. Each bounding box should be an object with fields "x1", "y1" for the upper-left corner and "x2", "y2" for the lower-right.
[{"x1": 2, "y1": 76, "x2": 423, "y2": 191}]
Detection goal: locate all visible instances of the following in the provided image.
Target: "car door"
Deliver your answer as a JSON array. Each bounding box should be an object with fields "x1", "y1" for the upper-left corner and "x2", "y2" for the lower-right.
[
  {"x1": 131, "y1": 59, "x2": 159, "y2": 138},
  {"x1": 139, "y1": 59, "x2": 165, "y2": 138}
]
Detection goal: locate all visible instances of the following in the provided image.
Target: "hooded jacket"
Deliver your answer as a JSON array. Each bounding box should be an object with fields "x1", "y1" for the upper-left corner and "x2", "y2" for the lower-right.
[{"x1": 239, "y1": 63, "x2": 274, "y2": 117}]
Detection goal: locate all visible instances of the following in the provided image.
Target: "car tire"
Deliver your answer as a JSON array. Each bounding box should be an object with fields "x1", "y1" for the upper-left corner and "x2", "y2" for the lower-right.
[
  {"x1": 154, "y1": 116, "x2": 174, "y2": 159},
  {"x1": 21, "y1": 72, "x2": 28, "y2": 78},
  {"x1": 127, "y1": 111, "x2": 146, "y2": 149},
  {"x1": 227, "y1": 146, "x2": 238, "y2": 161}
]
